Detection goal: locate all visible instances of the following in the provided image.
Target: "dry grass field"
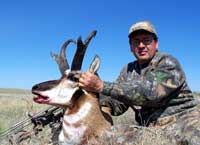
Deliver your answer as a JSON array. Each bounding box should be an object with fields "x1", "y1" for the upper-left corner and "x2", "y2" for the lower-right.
[
  {"x1": 0, "y1": 88, "x2": 199, "y2": 145},
  {"x1": 0, "y1": 88, "x2": 46, "y2": 131},
  {"x1": 0, "y1": 88, "x2": 52, "y2": 145}
]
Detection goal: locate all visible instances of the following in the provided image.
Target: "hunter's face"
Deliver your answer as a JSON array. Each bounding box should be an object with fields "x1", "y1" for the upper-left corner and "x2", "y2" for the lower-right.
[{"x1": 130, "y1": 31, "x2": 158, "y2": 65}]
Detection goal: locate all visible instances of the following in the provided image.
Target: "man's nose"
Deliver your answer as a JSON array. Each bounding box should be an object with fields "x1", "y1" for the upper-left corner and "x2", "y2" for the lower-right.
[{"x1": 138, "y1": 41, "x2": 145, "y2": 48}]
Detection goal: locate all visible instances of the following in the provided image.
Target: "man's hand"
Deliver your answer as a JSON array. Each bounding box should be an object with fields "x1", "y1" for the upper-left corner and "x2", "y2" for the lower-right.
[{"x1": 78, "y1": 71, "x2": 103, "y2": 93}]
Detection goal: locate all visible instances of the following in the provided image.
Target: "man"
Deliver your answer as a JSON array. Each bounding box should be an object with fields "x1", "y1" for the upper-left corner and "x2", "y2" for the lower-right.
[{"x1": 79, "y1": 21, "x2": 200, "y2": 144}]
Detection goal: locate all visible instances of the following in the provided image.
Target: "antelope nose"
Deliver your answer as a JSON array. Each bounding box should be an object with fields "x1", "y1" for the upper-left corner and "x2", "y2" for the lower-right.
[{"x1": 32, "y1": 84, "x2": 39, "y2": 91}]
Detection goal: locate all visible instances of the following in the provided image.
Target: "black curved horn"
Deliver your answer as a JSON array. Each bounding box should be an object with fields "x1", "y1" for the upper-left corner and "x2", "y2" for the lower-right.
[
  {"x1": 50, "y1": 39, "x2": 76, "y2": 75},
  {"x1": 71, "y1": 30, "x2": 97, "y2": 70}
]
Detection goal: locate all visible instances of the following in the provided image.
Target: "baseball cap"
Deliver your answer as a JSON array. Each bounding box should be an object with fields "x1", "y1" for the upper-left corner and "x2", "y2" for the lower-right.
[{"x1": 128, "y1": 21, "x2": 157, "y2": 37}]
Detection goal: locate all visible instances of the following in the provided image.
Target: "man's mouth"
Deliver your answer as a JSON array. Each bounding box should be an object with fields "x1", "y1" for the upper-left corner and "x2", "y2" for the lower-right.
[
  {"x1": 138, "y1": 51, "x2": 148, "y2": 56},
  {"x1": 32, "y1": 91, "x2": 50, "y2": 104}
]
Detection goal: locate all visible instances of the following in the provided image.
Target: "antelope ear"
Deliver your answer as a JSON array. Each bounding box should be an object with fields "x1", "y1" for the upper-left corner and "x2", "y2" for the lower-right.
[{"x1": 89, "y1": 55, "x2": 100, "y2": 74}]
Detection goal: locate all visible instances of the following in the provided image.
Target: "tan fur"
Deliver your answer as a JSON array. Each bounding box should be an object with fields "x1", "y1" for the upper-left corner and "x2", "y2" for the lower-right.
[{"x1": 62, "y1": 92, "x2": 112, "y2": 144}]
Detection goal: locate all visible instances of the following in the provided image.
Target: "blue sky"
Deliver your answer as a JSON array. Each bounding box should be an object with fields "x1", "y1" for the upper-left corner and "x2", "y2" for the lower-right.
[{"x1": 0, "y1": 0, "x2": 200, "y2": 91}]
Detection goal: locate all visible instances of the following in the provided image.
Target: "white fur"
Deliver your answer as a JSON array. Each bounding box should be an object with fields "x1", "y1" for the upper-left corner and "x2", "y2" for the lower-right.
[
  {"x1": 59, "y1": 130, "x2": 65, "y2": 143},
  {"x1": 59, "y1": 102, "x2": 92, "y2": 144},
  {"x1": 40, "y1": 84, "x2": 79, "y2": 105},
  {"x1": 64, "y1": 69, "x2": 71, "y2": 76},
  {"x1": 64, "y1": 102, "x2": 92, "y2": 124},
  {"x1": 59, "y1": 124, "x2": 86, "y2": 144}
]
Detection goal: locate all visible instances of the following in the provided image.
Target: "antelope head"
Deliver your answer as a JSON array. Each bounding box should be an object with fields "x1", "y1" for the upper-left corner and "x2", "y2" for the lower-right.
[{"x1": 32, "y1": 30, "x2": 98, "y2": 108}]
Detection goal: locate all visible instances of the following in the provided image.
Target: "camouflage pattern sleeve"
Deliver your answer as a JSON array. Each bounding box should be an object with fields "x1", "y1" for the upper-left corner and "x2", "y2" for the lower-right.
[
  {"x1": 102, "y1": 53, "x2": 187, "y2": 107},
  {"x1": 99, "y1": 66, "x2": 131, "y2": 116},
  {"x1": 100, "y1": 94, "x2": 129, "y2": 116}
]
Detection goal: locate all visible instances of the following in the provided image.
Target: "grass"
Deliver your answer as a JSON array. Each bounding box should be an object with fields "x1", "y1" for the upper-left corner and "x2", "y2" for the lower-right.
[
  {"x1": 0, "y1": 89, "x2": 46, "y2": 132},
  {"x1": 0, "y1": 88, "x2": 199, "y2": 145},
  {"x1": 0, "y1": 88, "x2": 52, "y2": 145}
]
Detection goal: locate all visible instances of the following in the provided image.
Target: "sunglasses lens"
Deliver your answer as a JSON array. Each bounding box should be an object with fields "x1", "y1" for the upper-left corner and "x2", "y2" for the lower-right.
[{"x1": 132, "y1": 37, "x2": 153, "y2": 47}]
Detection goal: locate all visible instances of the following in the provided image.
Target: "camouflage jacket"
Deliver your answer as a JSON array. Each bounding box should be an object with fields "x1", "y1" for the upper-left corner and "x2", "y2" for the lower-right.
[{"x1": 100, "y1": 51, "x2": 199, "y2": 126}]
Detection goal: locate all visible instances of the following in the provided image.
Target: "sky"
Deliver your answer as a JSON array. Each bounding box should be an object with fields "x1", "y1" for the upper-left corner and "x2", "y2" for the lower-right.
[{"x1": 0, "y1": 0, "x2": 200, "y2": 91}]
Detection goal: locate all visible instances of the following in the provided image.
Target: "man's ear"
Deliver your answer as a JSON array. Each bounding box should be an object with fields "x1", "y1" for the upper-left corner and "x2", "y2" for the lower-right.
[{"x1": 155, "y1": 40, "x2": 159, "y2": 49}]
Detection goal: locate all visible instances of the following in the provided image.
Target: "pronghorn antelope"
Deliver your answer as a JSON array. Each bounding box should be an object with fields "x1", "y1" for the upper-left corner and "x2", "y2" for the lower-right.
[{"x1": 32, "y1": 31, "x2": 112, "y2": 144}]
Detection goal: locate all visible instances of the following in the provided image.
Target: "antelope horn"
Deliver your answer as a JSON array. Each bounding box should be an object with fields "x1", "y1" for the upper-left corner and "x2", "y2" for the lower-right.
[
  {"x1": 84, "y1": 30, "x2": 97, "y2": 48},
  {"x1": 50, "y1": 39, "x2": 76, "y2": 75},
  {"x1": 71, "y1": 30, "x2": 97, "y2": 70}
]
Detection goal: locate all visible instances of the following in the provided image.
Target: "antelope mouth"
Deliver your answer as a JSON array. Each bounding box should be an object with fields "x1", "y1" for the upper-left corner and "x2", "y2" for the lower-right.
[{"x1": 32, "y1": 91, "x2": 50, "y2": 104}]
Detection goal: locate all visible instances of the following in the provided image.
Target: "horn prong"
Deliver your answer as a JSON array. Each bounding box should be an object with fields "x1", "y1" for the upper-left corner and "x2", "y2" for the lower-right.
[{"x1": 71, "y1": 30, "x2": 97, "y2": 70}]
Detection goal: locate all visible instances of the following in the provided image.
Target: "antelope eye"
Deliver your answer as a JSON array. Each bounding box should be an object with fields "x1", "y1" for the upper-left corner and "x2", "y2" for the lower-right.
[{"x1": 67, "y1": 74, "x2": 79, "y2": 82}]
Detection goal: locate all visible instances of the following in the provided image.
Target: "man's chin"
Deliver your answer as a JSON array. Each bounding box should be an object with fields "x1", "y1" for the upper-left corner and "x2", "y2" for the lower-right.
[{"x1": 137, "y1": 57, "x2": 151, "y2": 64}]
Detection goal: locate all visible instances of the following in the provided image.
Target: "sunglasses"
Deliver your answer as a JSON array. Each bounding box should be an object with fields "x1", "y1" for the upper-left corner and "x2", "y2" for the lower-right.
[{"x1": 131, "y1": 37, "x2": 154, "y2": 47}]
